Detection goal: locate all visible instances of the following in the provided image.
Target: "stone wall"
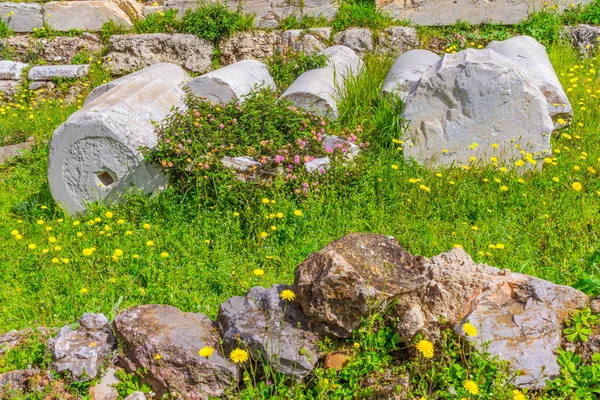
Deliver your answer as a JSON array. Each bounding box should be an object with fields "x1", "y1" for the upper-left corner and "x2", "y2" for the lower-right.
[{"x1": 0, "y1": 0, "x2": 594, "y2": 32}]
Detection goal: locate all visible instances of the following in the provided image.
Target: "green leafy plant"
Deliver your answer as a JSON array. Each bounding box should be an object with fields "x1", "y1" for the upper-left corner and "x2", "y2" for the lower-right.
[
  {"x1": 0, "y1": 332, "x2": 49, "y2": 373},
  {"x1": 100, "y1": 20, "x2": 131, "y2": 45},
  {"x1": 332, "y1": 0, "x2": 397, "y2": 32},
  {"x1": 515, "y1": 8, "x2": 563, "y2": 46},
  {"x1": 180, "y1": 2, "x2": 254, "y2": 46},
  {"x1": 563, "y1": 0, "x2": 600, "y2": 25},
  {"x1": 115, "y1": 369, "x2": 152, "y2": 397},
  {"x1": 133, "y1": 9, "x2": 180, "y2": 34},
  {"x1": 564, "y1": 308, "x2": 599, "y2": 343},
  {"x1": 0, "y1": 16, "x2": 13, "y2": 38},
  {"x1": 266, "y1": 50, "x2": 328, "y2": 90},
  {"x1": 547, "y1": 350, "x2": 600, "y2": 399},
  {"x1": 280, "y1": 14, "x2": 330, "y2": 30}
]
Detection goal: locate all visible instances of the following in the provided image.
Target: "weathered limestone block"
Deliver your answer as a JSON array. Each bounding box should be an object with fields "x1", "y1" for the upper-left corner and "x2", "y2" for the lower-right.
[
  {"x1": 50, "y1": 313, "x2": 116, "y2": 381},
  {"x1": 487, "y1": 36, "x2": 573, "y2": 125},
  {"x1": 281, "y1": 28, "x2": 331, "y2": 54},
  {"x1": 48, "y1": 63, "x2": 189, "y2": 215},
  {"x1": 0, "y1": 80, "x2": 20, "y2": 98},
  {"x1": 0, "y1": 60, "x2": 27, "y2": 80},
  {"x1": 43, "y1": 35, "x2": 103, "y2": 63},
  {"x1": 43, "y1": 1, "x2": 133, "y2": 32},
  {"x1": 334, "y1": 28, "x2": 373, "y2": 54},
  {"x1": 105, "y1": 33, "x2": 213, "y2": 75},
  {"x1": 0, "y1": 137, "x2": 34, "y2": 164},
  {"x1": 401, "y1": 49, "x2": 554, "y2": 168},
  {"x1": 216, "y1": 285, "x2": 320, "y2": 380},
  {"x1": 0, "y1": 2, "x2": 43, "y2": 33},
  {"x1": 116, "y1": 0, "x2": 146, "y2": 20},
  {"x1": 219, "y1": 31, "x2": 278, "y2": 65},
  {"x1": 382, "y1": 50, "x2": 440, "y2": 98},
  {"x1": 566, "y1": 24, "x2": 600, "y2": 56},
  {"x1": 375, "y1": 26, "x2": 419, "y2": 55},
  {"x1": 114, "y1": 304, "x2": 238, "y2": 398},
  {"x1": 29, "y1": 65, "x2": 90, "y2": 81},
  {"x1": 281, "y1": 45, "x2": 362, "y2": 120},
  {"x1": 187, "y1": 60, "x2": 276, "y2": 104},
  {"x1": 377, "y1": 0, "x2": 593, "y2": 26},
  {"x1": 293, "y1": 233, "x2": 588, "y2": 388}
]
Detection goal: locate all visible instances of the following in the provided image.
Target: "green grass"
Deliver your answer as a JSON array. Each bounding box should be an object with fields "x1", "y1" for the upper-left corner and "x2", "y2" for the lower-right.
[{"x1": 0, "y1": 42, "x2": 599, "y2": 335}]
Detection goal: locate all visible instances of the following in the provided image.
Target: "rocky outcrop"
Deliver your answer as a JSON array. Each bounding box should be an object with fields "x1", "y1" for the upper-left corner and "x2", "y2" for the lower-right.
[
  {"x1": 401, "y1": 48, "x2": 555, "y2": 168},
  {"x1": 49, "y1": 313, "x2": 116, "y2": 381},
  {"x1": 293, "y1": 233, "x2": 588, "y2": 388},
  {"x1": 216, "y1": 284, "x2": 320, "y2": 380},
  {"x1": 105, "y1": 33, "x2": 213, "y2": 75},
  {"x1": 113, "y1": 304, "x2": 238, "y2": 399}
]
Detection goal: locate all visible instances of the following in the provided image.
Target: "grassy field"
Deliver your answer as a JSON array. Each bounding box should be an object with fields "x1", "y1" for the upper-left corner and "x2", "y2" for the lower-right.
[{"x1": 1, "y1": 42, "x2": 599, "y2": 335}]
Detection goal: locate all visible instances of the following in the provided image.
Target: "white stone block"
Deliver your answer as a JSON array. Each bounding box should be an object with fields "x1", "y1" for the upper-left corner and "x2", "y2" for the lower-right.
[
  {"x1": 28, "y1": 65, "x2": 90, "y2": 81},
  {"x1": 0, "y1": 2, "x2": 43, "y2": 33},
  {"x1": 187, "y1": 60, "x2": 276, "y2": 104},
  {"x1": 382, "y1": 50, "x2": 440, "y2": 98},
  {"x1": 43, "y1": 1, "x2": 133, "y2": 32},
  {"x1": 48, "y1": 63, "x2": 190, "y2": 215},
  {"x1": 0, "y1": 60, "x2": 28, "y2": 80}
]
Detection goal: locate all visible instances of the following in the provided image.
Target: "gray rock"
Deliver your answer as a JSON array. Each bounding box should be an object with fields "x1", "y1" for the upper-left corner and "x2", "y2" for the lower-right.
[
  {"x1": 216, "y1": 284, "x2": 320, "y2": 380},
  {"x1": 487, "y1": 36, "x2": 572, "y2": 126},
  {"x1": 124, "y1": 392, "x2": 146, "y2": 400},
  {"x1": 143, "y1": 5, "x2": 164, "y2": 17},
  {"x1": 281, "y1": 45, "x2": 362, "y2": 120},
  {"x1": 382, "y1": 49, "x2": 440, "y2": 98},
  {"x1": 0, "y1": 80, "x2": 19, "y2": 99},
  {"x1": 50, "y1": 313, "x2": 116, "y2": 381},
  {"x1": 0, "y1": 35, "x2": 43, "y2": 63},
  {"x1": 28, "y1": 65, "x2": 90, "y2": 81},
  {"x1": 304, "y1": 157, "x2": 330, "y2": 173},
  {"x1": 293, "y1": 233, "x2": 587, "y2": 388},
  {"x1": 0, "y1": 2, "x2": 43, "y2": 33},
  {"x1": 0, "y1": 60, "x2": 27, "y2": 80},
  {"x1": 0, "y1": 137, "x2": 34, "y2": 164},
  {"x1": 105, "y1": 33, "x2": 213, "y2": 75},
  {"x1": 322, "y1": 135, "x2": 359, "y2": 160},
  {"x1": 566, "y1": 24, "x2": 600, "y2": 56},
  {"x1": 281, "y1": 28, "x2": 331, "y2": 54},
  {"x1": 43, "y1": 1, "x2": 133, "y2": 32},
  {"x1": 48, "y1": 63, "x2": 188, "y2": 215},
  {"x1": 28, "y1": 82, "x2": 51, "y2": 91},
  {"x1": 402, "y1": 49, "x2": 554, "y2": 169},
  {"x1": 220, "y1": 31, "x2": 278, "y2": 65},
  {"x1": 590, "y1": 295, "x2": 600, "y2": 314},
  {"x1": 116, "y1": 0, "x2": 146, "y2": 20},
  {"x1": 187, "y1": 60, "x2": 276, "y2": 104},
  {"x1": 375, "y1": 26, "x2": 419, "y2": 55},
  {"x1": 89, "y1": 367, "x2": 119, "y2": 400},
  {"x1": 114, "y1": 304, "x2": 238, "y2": 398},
  {"x1": 43, "y1": 36, "x2": 103, "y2": 64},
  {"x1": 377, "y1": 0, "x2": 592, "y2": 25},
  {"x1": 334, "y1": 28, "x2": 373, "y2": 54}
]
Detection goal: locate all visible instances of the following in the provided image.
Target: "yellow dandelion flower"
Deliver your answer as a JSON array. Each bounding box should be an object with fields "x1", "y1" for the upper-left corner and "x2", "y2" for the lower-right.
[
  {"x1": 513, "y1": 390, "x2": 526, "y2": 400},
  {"x1": 82, "y1": 248, "x2": 93, "y2": 256},
  {"x1": 37, "y1": 219, "x2": 44, "y2": 225},
  {"x1": 114, "y1": 249, "x2": 123, "y2": 257},
  {"x1": 146, "y1": 240, "x2": 154, "y2": 247},
  {"x1": 94, "y1": 217, "x2": 101, "y2": 223},
  {"x1": 143, "y1": 223, "x2": 151, "y2": 229},
  {"x1": 10, "y1": 229, "x2": 18, "y2": 236},
  {"x1": 51, "y1": 258, "x2": 59, "y2": 264},
  {"x1": 117, "y1": 219, "x2": 125, "y2": 225},
  {"x1": 391, "y1": 164, "x2": 399, "y2": 170},
  {"x1": 233, "y1": 212, "x2": 240, "y2": 217},
  {"x1": 80, "y1": 287, "x2": 88, "y2": 294},
  {"x1": 276, "y1": 212, "x2": 284, "y2": 219},
  {"x1": 61, "y1": 258, "x2": 69, "y2": 264},
  {"x1": 280, "y1": 289, "x2": 296, "y2": 301},
  {"x1": 125, "y1": 230, "x2": 133, "y2": 235},
  {"x1": 160, "y1": 252, "x2": 169, "y2": 258},
  {"x1": 48, "y1": 237, "x2": 56, "y2": 243},
  {"x1": 199, "y1": 346, "x2": 215, "y2": 358},
  {"x1": 230, "y1": 348, "x2": 249, "y2": 363},
  {"x1": 416, "y1": 339, "x2": 434, "y2": 359},
  {"x1": 73, "y1": 220, "x2": 80, "y2": 226},
  {"x1": 261, "y1": 198, "x2": 270, "y2": 204},
  {"x1": 77, "y1": 232, "x2": 83, "y2": 237},
  {"x1": 500, "y1": 185, "x2": 508, "y2": 192},
  {"x1": 253, "y1": 269, "x2": 264, "y2": 277},
  {"x1": 105, "y1": 211, "x2": 113, "y2": 218},
  {"x1": 353, "y1": 342, "x2": 360, "y2": 348},
  {"x1": 463, "y1": 380, "x2": 479, "y2": 395},
  {"x1": 294, "y1": 209, "x2": 303, "y2": 216},
  {"x1": 462, "y1": 323, "x2": 478, "y2": 337},
  {"x1": 259, "y1": 231, "x2": 268, "y2": 239},
  {"x1": 154, "y1": 353, "x2": 163, "y2": 361},
  {"x1": 572, "y1": 182, "x2": 583, "y2": 191},
  {"x1": 496, "y1": 243, "x2": 505, "y2": 249}
]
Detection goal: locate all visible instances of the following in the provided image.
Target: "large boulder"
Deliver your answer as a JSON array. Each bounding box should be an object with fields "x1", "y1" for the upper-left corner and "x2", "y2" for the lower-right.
[
  {"x1": 113, "y1": 304, "x2": 238, "y2": 398},
  {"x1": 43, "y1": 1, "x2": 133, "y2": 32},
  {"x1": 281, "y1": 45, "x2": 362, "y2": 120},
  {"x1": 0, "y1": 2, "x2": 43, "y2": 33},
  {"x1": 293, "y1": 233, "x2": 588, "y2": 388},
  {"x1": 382, "y1": 49, "x2": 440, "y2": 98},
  {"x1": 334, "y1": 28, "x2": 373, "y2": 54},
  {"x1": 487, "y1": 35, "x2": 572, "y2": 125},
  {"x1": 216, "y1": 284, "x2": 319, "y2": 380},
  {"x1": 50, "y1": 313, "x2": 116, "y2": 381},
  {"x1": 187, "y1": 59, "x2": 276, "y2": 104},
  {"x1": 401, "y1": 49, "x2": 554, "y2": 168},
  {"x1": 48, "y1": 63, "x2": 189, "y2": 215},
  {"x1": 105, "y1": 33, "x2": 213, "y2": 75}
]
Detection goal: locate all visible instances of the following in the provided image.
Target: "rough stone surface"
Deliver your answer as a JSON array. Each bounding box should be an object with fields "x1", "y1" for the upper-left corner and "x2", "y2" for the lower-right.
[
  {"x1": 89, "y1": 367, "x2": 119, "y2": 400},
  {"x1": 216, "y1": 284, "x2": 320, "y2": 380},
  {"x1": 0, "y1": 80, "x2": 20, "y2": 99},
  {"x1": 377, "y1": 0, "x2": 593, "y2": 25},
  {"x1": 105, "y1": 33, "x2": 213, "y2": 75},
  {"x1": 293, "y1": 233, "x2": 588, "y2": 388},
  {"x1": 566, "y1": 24, "x2": 600, "y2": 56},
  {"x1": 304, "y1": 157, "x2": 330, "y2": 173},
  {"x1": 375, "y1": 26, "x2": 419, "y2": 55},
  {"x1": 29, "y1": 65, "x2": 90, "y2": 81},
  {"x1": 401, "y1": 49, "x2": 554, "y2": 168},
  {"x1": 323, "y1": 352, "x2": 351, "y2": 371},
  {"x1": 117, "y1": 0, "x2": 146, "y2": 20},
  {"x1": 124, "y1": 392, "x2": 146, "y2": 400},
  {"x1": 43, "y1": 1, "x2": 133, "y2": 32},
  {"x1": 220, "y1": 31, "x2": 278, "y2": 65},
  {"x1": 487, "y1": 35, "x2": 572, "y2": 125},
  {"x1": 221, "y1": 156, "x2": 269, "y2": 182},
  {"x1": 0, "y1": 137, "x2": 34, "y2": 164},
  {"x1": 50, "y1": 313, "x2": 116, "y2": 381},
  {"x1": 48, "y1": 63, "x2": 188, "y2": 215},
  {"x1": 322, "y1": 135, "x2": 359, "y2": 160},
  {"x1": 0, "y1": 327, "x2": 54, "y2": 356},
  {"x1": 0, "y1": 3, "x2": 43, "y2": 33},
  {"x1": 187, "y1": 60, "x2": 276, "y2": 104},
  {"x1": 567, "y1": 328, "x2": 600, "y2": 364},
  {"x1": 281, "y1": 45, "x2": 362, "y2": 120},
  {"x1": 43, "y1": 36, "x2": 103, "y2": 63},
  {"x1": 382, "y1": 49, "x2": 440, "y2": 98},
  {"x1": 334, "y1": 28, "x2": 373, "y2": 54},
  {"x1": 281, "y1": 28, "x2": 331, "y2": 54},
  {"x1": 0, "y1": 35, "x2": 44, "y2": 62},
  {"x1": 113, "y1": 304, "x2": 238, "y2": 398},
  {"x1": 0, "y1": 61, "x2": 26, "y2": 80},
  {"x1": 143, "y1": 5, "x2": 164, "y2": 16}
]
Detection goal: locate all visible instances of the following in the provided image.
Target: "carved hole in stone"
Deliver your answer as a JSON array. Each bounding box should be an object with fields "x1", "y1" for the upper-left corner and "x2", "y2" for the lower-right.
[{"x1": 97, "y1": 171, "x2": 115, "y2": 187}]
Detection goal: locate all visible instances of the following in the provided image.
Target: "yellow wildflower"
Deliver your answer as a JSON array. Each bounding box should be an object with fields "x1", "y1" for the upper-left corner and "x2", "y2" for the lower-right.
[
  {"x1": 462, "y1": 323, "x2": 478, "y2": 337},
  {"x1": 280, "y1": 289, "x2": 296, "y2": 301},
  {"x1": 199, "y1": 346, "x2": 215, "y2": 358},
  {"x1": 416, "y1": 339, "x2": 434, "y2": 359},
  {"x1": 463, "y1": 380, "x2": 479, "y2": 395},
  {"x1": 230, "y1": 348, "x2": 249, "y2": 363}
]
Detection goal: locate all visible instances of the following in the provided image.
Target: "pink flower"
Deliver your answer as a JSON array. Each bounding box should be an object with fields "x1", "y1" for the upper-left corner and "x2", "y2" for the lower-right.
[
  {"x1": 294, "y1": 155, "x2": 300, "y2": 164},
  {"x1": 325, "y1": 146, "x2": 333, "y2": 154},
  {"x1": 219, "y1": 123, "x2": 224, "y2": 129},
  {"x1": 275, "y1": 155, "x2": 285, "y2": 163}
]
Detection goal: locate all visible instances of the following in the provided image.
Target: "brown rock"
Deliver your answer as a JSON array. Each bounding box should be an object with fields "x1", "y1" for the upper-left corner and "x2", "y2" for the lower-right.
[
  {"x1": 323, "y1": 352, "x2": 351, "y2": 371},
  {"x1": 43, "y1": 36, "x2": 103, "y2": 63},
  {"x1": 113, "y1": 304, "x2": 238, "y2": 399}
]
